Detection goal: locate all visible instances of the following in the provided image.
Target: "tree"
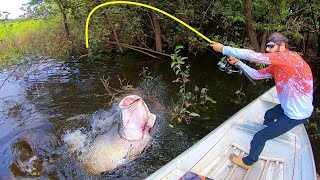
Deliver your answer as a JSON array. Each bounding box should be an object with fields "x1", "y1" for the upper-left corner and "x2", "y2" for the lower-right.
[
  {"x1": 244, "y1": 0, "x2": 260, "y2": 51},
  {"x1": 150, "y1": 0, "x2": 162, "y2": 52},
  {"x1": 26, "y1": 0, "x2": 70, "y2": 38}
]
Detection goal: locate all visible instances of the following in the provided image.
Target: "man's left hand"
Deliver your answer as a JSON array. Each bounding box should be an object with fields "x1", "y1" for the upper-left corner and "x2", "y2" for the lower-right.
[{"x1": 210, "y1": 42, "x2": 224, "y2": 53}]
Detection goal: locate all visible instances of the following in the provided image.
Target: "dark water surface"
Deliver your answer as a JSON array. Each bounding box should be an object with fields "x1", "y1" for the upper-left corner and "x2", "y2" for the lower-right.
[{"x1": 0, "y1": 53, "x2": 318, "y2": 178}]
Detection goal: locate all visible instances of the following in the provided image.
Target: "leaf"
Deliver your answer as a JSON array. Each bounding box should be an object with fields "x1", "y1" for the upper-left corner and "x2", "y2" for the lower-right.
[
  {"x1": 206, "y1": 96, "x2": 217, "y2": 103},
  {"x1": 172, "y1": 78, "x2": 180, "y2": 83},
  {"x1": 170, "y1": 61, "x2": 176, "y2": 68},
  {"x1": 173, "y1": 64, "x2": 181, "y2": 70},
  {"x1": 145, "y1": 75, "x2": 153, "y2": 80},
  {"x1": 189, "y1": 112, "x2": 200, "y2": 117},
  {"x1": 201, "y1": 87, "x2": 207, "y2": 94},
  {"x1": 185, "y1": 102, "x2": 192, "y2": 108},
  {"x1": 180, "y1": 57, "x2": 188, "y2": 61},
  {"x1": 185, "y1": 92, "x2": 193, "y2": 100},
  {"x1": 169, "y1": 124, "x2": 174, "y2": 128},
  {"x1": 180, "y1": 108, "x2": 186, "y2": 113},
  {"x1": 175, "y1": 45, "x2": 184, "y2": 51}
]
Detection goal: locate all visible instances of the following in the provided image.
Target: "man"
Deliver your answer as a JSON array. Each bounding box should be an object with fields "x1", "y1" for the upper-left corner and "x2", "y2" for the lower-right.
[{"x1": 210, "y1": 32, "x2": 314, "y2": 169}]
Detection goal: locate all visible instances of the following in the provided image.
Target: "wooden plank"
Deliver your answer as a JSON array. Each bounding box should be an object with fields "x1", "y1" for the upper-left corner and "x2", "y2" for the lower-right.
[
  {"x1": 264, "y1": 161, "x2": 276, "y2": 180},
  {"x1": 207, "y1": 147, "x2": 240, "y2": 179},
  {"x1": 161, "y1": 168, "x2": 185, "y2": 180},
  {"x1": 205, "y1": 147, "x2": 240, "y2": 178},
  {"x1": 224, "y1": 151, "x2": 247, "y2": 179},
  {"x1": 245, "y1": 160, "x2": 266, "y2": 180},
  {"x1": 260, "y1": 160, "x2": 270, "y2": 180},
  {"x1": 191, "y1": 144, "x2": 232, "y2": 173},
  {"x1": 278, "y1": 163, "x2": 284, "y2": 179}
]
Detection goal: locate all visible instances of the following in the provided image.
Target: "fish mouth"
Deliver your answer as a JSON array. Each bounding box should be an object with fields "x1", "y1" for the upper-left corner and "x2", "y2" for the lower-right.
[{"x1": 119, "y1": 95, "x2": 142, "y2": 109}]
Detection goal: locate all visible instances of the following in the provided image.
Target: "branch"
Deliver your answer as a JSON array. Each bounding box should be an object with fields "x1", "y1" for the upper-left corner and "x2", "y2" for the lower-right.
[
  {"x1": 95, "y1": 75, "x2": 136, "y2": 106},
  {"x1": 102, "y1": 40, "x2": 171, "y2": 57}
]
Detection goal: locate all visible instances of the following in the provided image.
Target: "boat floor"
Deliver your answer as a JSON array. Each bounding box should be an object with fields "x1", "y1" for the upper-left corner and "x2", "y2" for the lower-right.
[
  {"x1": 163, "y1": 120, "x2": 306, "y2": 180},
  {"x1": 167, "y1": 144, "x2": 288, "y2": 179}
]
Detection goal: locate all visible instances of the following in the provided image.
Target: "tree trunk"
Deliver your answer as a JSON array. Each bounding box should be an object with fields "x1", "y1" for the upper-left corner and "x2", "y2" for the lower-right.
[
  {"x1": 317, "y1": 17, "x2": 320, "y2": 58},
  {"x1": 57, "y1": 0, "x2": 70, "y2": 38},
  {"x1": 260, "y1": 31, "x2": 268, "y2": 52},
  {"x1": 107, "y1": 16, "x2": 123, "y2": 52},
  {"x1": 244, "y1": 0, "x2": 260, "y2": 52},
  {"x1": 150, "y1": 0, "x2": 162, "y2": 52}
]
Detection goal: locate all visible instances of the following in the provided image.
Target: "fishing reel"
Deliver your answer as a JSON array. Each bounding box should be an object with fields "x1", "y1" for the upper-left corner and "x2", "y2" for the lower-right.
[
  {"x1": 216, "y1": 58, "x2": 241, "y2": 74},
  {"x1": 216, "y1": 57, "x2": 256, "y2": 85}
]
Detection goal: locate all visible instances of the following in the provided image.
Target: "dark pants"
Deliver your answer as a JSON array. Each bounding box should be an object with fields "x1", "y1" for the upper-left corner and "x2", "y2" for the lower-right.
[{"x1": 242, "y1": 104, "x2": 308, "y2": 165}]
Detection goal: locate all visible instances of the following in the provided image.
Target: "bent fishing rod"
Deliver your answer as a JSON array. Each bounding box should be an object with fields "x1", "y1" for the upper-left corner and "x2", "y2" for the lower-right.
[{"x1": 85, "y1": 0, "x2": 256, "y2": 85}]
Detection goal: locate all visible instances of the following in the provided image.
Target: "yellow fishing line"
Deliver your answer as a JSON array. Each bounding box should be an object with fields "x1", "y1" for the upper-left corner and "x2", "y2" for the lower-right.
[{"x1": 85, "y1": 1, "x2": 212, "y2": 48}]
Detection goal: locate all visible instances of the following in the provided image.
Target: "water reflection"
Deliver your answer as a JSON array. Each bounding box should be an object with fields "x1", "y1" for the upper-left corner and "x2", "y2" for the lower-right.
[{"x1": 0, "y1": 54, "x2": 275, "y2": 179}]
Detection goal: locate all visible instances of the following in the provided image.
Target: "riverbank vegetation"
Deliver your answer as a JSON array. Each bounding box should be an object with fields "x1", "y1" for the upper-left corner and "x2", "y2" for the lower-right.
[
  {"x1": 0, "y1": 0, "x2": 319, "y2": 133},
  {"x1": 1, "y1": 0, "x2": 320, "y2": 62}
]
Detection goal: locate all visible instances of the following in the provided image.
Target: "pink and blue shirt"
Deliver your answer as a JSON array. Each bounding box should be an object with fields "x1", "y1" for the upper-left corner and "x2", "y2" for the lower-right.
[{"x1": 223, "y1": 46, "x2": 314, "y2": 120}]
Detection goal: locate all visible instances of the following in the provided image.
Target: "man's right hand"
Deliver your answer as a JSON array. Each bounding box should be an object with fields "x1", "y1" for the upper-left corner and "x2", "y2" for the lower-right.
[{"x1": 227, "y1": 56, "x2": 239, "y2": 65}]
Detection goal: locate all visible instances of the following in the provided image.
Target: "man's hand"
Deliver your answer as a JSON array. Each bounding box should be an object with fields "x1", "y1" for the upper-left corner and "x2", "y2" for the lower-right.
[
  {"x1": 227, "y1": 56, "x2": 239, "y2": 65},
  {"x1": 210, "y1": 42, "x2": 224, "y2": 52}
]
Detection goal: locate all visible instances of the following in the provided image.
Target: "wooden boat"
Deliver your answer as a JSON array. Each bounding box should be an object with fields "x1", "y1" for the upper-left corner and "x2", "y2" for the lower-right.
[{"x1": 146, "y1": 86, "x2": 317, "y2": 180}]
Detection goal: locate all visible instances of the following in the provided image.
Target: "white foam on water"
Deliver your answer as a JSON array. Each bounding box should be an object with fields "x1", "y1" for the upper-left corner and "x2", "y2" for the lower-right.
[{"x1": 62, "y1": 129, "x2": 90, "y2": 153}]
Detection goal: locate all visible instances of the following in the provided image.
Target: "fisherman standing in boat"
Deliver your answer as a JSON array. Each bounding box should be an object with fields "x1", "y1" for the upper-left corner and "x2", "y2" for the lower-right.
[{"x1": 210, "y1": 32, "x2": 314, "y2": 169}]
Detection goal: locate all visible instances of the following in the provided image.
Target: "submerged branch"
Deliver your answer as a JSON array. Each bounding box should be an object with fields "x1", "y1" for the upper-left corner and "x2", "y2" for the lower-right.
[
  {"x1": 102, "y1": 40, "x2": 171, "y2": 57},
  {"x1": 95, "y1": 75, "x2": 136, "y2": 106}
]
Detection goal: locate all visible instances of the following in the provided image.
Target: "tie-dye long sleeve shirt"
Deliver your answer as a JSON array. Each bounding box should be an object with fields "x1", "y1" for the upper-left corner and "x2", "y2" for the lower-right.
[{"x1": 222, "y1": 46, "x2": 314, "y2": 120}]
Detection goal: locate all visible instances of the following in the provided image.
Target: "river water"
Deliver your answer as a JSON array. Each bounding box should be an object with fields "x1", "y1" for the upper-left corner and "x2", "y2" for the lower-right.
[{"x1": 0, "y1": 53, "x2": 318, "y2": 178}]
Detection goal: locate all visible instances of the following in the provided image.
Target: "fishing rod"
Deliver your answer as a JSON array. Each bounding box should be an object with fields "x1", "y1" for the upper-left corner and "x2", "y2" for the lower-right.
[{"x1": 85, "y1": 0, "x2": 256, "y2": 85}]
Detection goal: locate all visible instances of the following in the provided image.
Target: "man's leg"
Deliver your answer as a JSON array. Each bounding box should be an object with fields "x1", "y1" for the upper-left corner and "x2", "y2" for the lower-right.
[
  {"x1": 263, "y1": 104, "x2": 284, "y2": 126},
  {"x1": 243, "y1": 115, "x2": 307, "y2": 165}
]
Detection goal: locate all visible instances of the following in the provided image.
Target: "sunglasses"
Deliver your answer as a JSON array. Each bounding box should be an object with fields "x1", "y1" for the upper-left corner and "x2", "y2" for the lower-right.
[{"x1": 266, "y1": 44, "x2": 277, "y2": 49}]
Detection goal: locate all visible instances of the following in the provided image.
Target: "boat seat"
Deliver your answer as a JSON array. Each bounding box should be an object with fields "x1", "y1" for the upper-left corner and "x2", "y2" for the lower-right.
[{"x1": 234, "y1": 121, "x2": 301, "y2": 149}]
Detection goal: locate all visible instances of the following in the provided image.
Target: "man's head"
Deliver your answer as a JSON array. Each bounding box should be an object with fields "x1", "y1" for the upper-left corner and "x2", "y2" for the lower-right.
[{"x1": 266, "y1": 32, "x2": 288, "y2": 53}]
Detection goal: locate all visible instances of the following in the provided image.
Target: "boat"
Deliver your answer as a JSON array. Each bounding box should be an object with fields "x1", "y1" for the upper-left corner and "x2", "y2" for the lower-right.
[{"x1": 146, "y1": 86, "x2": 317, "y2": 180}]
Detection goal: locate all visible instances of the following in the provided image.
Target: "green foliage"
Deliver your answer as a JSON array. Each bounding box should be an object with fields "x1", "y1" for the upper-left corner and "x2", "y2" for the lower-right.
[
  {"x1": 307, "y1": 108, "x2": 320, "y2": 139},
  {"x1": 170, "y1": 45, "x2": 197, "y2": 124},
  {"x1": 170, "y1": 45, "x2": 215, "y2": 124},
  {"x1": 200, "y1": 86, "x2": 217, "y2": 104},
  {"x1": 139, "y1": 67, "x2": 153, "y2": 80},
  {"x1": 230, "y1": 85, "x2": 246, "y2": 105},
  {"x1": 0, "y1": 18, "x2": 58, "y2": 40},
  {"x1": 0, "y1": 17, "x2": 70, "y2": 67}
]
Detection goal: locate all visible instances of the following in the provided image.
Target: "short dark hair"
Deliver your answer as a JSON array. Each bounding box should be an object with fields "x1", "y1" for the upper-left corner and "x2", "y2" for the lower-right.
[{"x1": 266, "y1": 32, "x2": 288, "y2": 47}]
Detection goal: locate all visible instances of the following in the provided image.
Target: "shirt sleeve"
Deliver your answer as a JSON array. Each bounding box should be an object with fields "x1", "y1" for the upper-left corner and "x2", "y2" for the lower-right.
[
  {"x1": 236, "y1": 61, "x2": 274, "y2": 80},
  {"x1": 223, "y1": 46, "x2": 271, "y2": 64}
]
